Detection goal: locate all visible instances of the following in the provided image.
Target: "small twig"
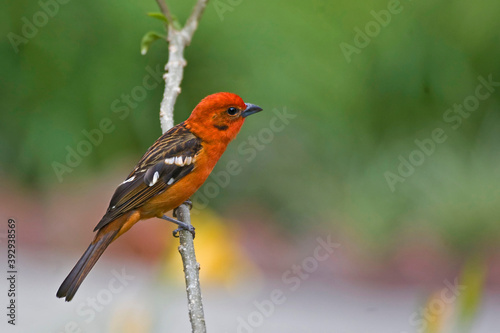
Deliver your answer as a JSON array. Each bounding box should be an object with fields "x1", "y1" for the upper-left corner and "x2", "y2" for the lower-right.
[
  {"x1": 154, "y1": 0, "x2": 209, "y2": 332},
  {"x1": 183, "y1": 0, "x2": 209, "y2": 45},
  {"x1": 154, "y1": 0, "x2": 175, "y2": 27}
]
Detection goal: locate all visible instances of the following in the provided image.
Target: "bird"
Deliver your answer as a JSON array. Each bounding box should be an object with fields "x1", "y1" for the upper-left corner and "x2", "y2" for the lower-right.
[{"x1": 56, "y1": 92, "x2": 262, "y2": 302}]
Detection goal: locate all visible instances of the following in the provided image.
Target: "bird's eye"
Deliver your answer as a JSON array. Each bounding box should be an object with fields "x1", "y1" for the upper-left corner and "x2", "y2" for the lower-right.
[{"x1": 227, "y1": 107, "x2": 238, "y2": 116}]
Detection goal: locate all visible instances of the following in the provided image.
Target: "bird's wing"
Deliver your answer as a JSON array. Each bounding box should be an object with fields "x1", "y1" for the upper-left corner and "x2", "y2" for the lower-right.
[{"x1": 94, "y1": 122, "x2": 202, "y2": 231}]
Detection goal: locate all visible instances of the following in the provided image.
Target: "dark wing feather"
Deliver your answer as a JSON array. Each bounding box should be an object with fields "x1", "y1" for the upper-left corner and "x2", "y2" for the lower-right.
[{"x1": 94, "y1": 123, "x2": 202, "y2": 231}]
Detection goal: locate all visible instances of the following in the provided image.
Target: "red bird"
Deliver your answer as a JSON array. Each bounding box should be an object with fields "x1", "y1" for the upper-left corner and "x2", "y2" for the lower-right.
[{"x1": 57, "y1": 92, "x2": 262, "y2": 301}]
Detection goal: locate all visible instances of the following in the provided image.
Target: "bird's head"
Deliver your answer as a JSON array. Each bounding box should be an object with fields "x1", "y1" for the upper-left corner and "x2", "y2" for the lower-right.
[{"x1": 185, "y1": 92, "x2": 262, "y2": 143}]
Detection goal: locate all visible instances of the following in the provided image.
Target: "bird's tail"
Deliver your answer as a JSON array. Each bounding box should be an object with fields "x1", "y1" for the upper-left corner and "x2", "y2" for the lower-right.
[{"x1": 56, "y1": 229, "x2": 118, "y2": 302}]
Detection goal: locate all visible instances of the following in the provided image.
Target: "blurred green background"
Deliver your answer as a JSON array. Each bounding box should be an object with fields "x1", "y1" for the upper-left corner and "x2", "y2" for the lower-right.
[
  {"x1": 2, "y1": 0, "x2": 500, "y2": 266},
  {"x1": 2, "y1": 0, "x2": 500, "y2": 331}
]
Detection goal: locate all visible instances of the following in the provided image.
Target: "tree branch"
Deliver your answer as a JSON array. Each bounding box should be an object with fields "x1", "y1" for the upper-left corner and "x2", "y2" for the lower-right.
[
  {"x1": 158, "y1": 0, "x2": 209, "y2": 132},
  {"x1": 155, "y1": 0, "x2": 209, "y2": 332},
  {"x1": 183, "y1": 0, "x2": 209, "y2": 45},
  {"x1": 154, "y1": 0, "x2": 175, "y2": 27},
  {"x1": 176, "y1": 204, "x2": 206, "y2": 331}
]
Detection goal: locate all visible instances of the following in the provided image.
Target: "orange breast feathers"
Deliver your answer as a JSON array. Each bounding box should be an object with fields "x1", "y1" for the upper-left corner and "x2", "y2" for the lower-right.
[{"x1": 139, "y1": 140, "x2": 226, "y2": 218}]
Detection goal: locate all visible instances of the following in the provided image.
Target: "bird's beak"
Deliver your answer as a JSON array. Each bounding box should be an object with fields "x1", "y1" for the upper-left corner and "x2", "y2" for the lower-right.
[{"x1": 242, "y1": 103, "x2": 263, "y2": 118}]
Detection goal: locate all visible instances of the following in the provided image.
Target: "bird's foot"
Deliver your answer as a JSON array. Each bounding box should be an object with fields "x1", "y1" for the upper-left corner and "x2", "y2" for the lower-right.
[
  {"x1": 172, "y1": 224, "x2": 195, "y2": 238},
  {"x1": 173, "y1": 199, "x2": 193, "y2": 218},
  {"x1": 161, "y1": 215, "x2": 195, "y2": 238}
]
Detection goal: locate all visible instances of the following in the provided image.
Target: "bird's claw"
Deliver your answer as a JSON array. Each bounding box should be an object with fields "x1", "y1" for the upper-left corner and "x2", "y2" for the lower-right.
[
  {"x1": 173, "y1": 224, "x2": 196, "y2": 238},
  {"x1": 161, "y1": 213, "x2": 195, "y2": 238}
]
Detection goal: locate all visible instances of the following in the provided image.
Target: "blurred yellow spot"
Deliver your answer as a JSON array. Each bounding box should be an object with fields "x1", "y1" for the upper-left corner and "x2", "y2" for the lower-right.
[
  {"x1": 108, "y1": 303, "x2": 151, "y2": 333},
  {"x1": 423, "y1": 257, "x2": 485, "y2": 333},
  {"x1": 161, "y1": 209, "x2": 261, "y2": 290},
  {"x1": 423, "y1": 290, "x2": 453, "y2": 333}
]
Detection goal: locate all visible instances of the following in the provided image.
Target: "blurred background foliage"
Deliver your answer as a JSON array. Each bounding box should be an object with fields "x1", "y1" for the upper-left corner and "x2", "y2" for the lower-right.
[{"x1": 2, "y1": 0, "x2": 500, "y2": 260}]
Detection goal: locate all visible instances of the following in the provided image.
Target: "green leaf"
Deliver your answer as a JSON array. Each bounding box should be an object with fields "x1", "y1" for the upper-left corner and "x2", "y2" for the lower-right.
[
  {"x1": 140, "y1": 31, "x2": 165, "y2": 55},
  {"x1": 147, "y1": 12, "x2": 168, "y2": 23}
]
